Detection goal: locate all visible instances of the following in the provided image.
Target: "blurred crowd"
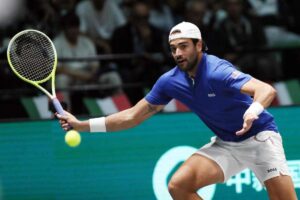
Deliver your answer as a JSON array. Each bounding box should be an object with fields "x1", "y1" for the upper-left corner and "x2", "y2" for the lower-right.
[{"x1": 1, "y1": 0, "x2": 300, "y2": 113}]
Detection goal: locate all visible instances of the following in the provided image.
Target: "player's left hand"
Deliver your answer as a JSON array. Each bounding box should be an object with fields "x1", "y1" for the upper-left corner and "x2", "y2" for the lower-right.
[{"x1": 236, "y1": 113, "x2": 258, "y2": 136}]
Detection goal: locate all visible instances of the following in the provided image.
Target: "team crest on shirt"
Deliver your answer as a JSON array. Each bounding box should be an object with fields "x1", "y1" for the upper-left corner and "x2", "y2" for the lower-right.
[
  {"x1": 208, "y1": 93, "x2": 216, "y2": 97},
  {"x1": 231, "y1": 70, "x2": 241, "y2": 79}
]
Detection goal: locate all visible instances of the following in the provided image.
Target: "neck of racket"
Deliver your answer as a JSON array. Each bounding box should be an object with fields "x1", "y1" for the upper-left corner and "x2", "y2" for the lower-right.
[
  {"x1": 30, "y1": 79, "x2": 64, "y2": 115},
  {"x1": 50, "y1": 71, "x2": 65, "y2": 115}
]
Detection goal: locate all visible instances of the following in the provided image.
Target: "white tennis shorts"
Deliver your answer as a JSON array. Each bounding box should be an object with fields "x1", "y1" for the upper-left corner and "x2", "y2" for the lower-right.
[{"x1": 196, "y1": 131, "x2": 290, "y2": 185}]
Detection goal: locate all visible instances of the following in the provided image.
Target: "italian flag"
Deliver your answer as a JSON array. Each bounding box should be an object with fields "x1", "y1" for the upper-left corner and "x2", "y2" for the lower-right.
[
  {"x1": 163, "y1": 99, "x2": 189, "y2": 112},
  {"x1": 273, "y1": 79, "x2": 300, "y2": 106},
  {"x1": 21, "y1": 95, "x2": 53, "y2": 119},
  {"x1": 83, "y1": 93, "x2": 132, "y2": 116}
]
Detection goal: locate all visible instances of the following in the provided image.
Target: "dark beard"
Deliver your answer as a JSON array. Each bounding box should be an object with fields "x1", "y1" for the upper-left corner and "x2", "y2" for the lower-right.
[{"x1": 177, "y1": 54, "x2": 198, "y2": 73}]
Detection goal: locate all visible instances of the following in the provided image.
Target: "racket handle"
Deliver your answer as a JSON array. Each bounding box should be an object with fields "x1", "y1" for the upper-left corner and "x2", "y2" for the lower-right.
[
  {"x1": 53, "y1": 97, "x2": 73, "y2": 131},
  {"x1": 52, "y1": 98, "x2": 65, "y2": 115}
]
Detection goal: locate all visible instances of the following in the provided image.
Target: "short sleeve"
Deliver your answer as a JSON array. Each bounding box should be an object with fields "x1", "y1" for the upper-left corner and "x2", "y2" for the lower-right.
[
  {"x1": 145, "y1": 75, "x2": 172, "y2": 105},
  {"x1": 211, "y1": 61, "x2": 252, "y2": 92}
]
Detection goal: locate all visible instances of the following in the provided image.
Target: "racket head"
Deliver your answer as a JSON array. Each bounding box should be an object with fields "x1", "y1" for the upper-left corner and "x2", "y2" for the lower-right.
[{"x1": 6, "y1": 29, "x2": 58, "y2": 85}]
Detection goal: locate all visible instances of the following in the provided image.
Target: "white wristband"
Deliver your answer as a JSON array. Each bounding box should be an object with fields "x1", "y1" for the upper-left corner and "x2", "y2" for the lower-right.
[
  {"x1": 243, "y1": 102, "x2": 264, "y2": 119},
  {"x1": 89, "y1": 117, "x2": 107, "y2": 132}
]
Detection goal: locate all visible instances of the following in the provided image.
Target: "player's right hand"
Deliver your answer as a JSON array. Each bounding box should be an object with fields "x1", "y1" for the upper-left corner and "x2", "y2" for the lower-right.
[
  {"x1": 56, "y1": 111, "x2": 83, "y2": 132},
  {"x1": 235, "y1": 113, "x2": 258, "y2": 136}
]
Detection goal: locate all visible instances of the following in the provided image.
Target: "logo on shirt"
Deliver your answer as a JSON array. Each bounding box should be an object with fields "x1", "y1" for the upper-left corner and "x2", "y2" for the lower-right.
[
  {"x1": 267, "y1": 168, "x2": 277, "y2": 173},
  {"x1": 208, "y1": 93, "x2": 216, "y2": 97},
  {"x1": 231, "y1": 70, "x2": 241, "y2": 79}
]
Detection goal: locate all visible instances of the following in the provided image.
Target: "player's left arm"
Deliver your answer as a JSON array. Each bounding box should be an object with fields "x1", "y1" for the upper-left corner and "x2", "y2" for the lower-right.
[
  {"x1": 240, "y1": 78, "x2": 276, "y2": 107},
  {"x1": 236, "y1": 78, "x2": 276, "y2": 135}
]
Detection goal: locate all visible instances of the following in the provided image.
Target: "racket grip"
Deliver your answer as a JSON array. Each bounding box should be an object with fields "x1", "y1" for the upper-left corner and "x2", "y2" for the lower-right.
[
  {"x1": 52, "y1": 98, "x2": 65, "y2": 115},
  {"x1": 53, "y1": 98, "x2": 73, "y2": 131}
]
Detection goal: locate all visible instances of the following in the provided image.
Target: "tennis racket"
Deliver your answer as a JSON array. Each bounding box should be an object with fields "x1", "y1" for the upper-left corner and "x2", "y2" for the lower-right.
[{"x1": 6, "y1": 29, "x2": 65, "y2": 116}]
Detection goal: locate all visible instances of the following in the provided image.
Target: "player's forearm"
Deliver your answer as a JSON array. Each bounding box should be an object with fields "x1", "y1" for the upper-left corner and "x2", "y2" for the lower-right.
[
  {"x1": 241, "y1": 80, "x2": 277, "y2": 119},
  {"x1": 105, "y1": 111, "x2": 141, "y2": 131},
  {"x1": 74, "y1": 120, "x2": 91, "y2": 132},
  {"x1": 241, "y1": 78, "x2": 277, "y2": 108},
  {"x1": 88, "y1": 109, "x2": 142, "y2": 133},
  {"x1": 253, "y1": 84, "x2": 276, "y2": 108},
  {"x1": 86, "y1": 99, "x2": 162, "y2": 133}
]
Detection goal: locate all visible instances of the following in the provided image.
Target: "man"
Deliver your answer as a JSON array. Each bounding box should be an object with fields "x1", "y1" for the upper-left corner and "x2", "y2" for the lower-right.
[
  {"x1": 57, "y1": 22, "x2": 297, "y2": 200},
  {"x1": 76, "y1": 0, "x2": 126, "y2": 53},
  {"x1": 111, "y1": 0, "x2": 167, "y2": 104},
  {"x1": 54, "y1": 11, "x2": 122, "y2": 113},
  {"x1": 217, "y1": 0, "x2": 282, "y2": 81}
]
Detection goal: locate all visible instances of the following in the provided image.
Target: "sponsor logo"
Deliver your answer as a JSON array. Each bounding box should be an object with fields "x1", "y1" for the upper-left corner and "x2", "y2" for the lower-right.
[
  {"x1": 208, "y1": 93, "x2": 216, "y2": 97},
  {"x1": 153, "y1": 146, "x2": 300, "y2": 198},
  {"x1": 267, "y1": 168, "x2": 277, "y2": 173}
]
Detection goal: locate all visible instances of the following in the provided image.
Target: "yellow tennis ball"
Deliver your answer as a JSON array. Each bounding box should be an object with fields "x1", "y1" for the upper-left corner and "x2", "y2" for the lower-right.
[{"x1": 65, "y1": 130, "x2": 81, "y2": 147}]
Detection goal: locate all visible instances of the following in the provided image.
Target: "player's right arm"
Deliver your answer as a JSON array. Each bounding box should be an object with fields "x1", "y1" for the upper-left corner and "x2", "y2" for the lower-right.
[{"x1": 57, "y1": 98, "x2": 164, "y2": 132}]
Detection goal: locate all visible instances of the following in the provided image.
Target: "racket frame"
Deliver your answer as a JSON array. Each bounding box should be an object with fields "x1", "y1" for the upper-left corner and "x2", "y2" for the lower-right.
[{"x1": 7, "y1": 29, "x2": 64, "y2": 115}]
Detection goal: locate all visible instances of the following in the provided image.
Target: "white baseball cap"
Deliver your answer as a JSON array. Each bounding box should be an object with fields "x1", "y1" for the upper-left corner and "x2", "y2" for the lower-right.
[{"x1": 169, "y1": 21, "x2": 202, "y2": 42}]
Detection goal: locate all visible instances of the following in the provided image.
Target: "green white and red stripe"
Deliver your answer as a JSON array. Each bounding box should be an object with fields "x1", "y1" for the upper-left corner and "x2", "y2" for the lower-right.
[
  {"x1": 273, "y1": 79, "x2": 300, "y2": 106},
  {"x1": 21, "y1": 95, "x2": 52, "y2": 119},
  {"x1": 84, "y1": 93, "x2": 132, "y2": 116}
]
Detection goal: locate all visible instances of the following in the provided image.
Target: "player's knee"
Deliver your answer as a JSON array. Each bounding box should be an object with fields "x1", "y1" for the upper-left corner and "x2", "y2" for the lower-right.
[
  {"x1": 168, "y1": 172, "x2": 196, "y2": 195},
  {"x1": 168, "y1": 177, "x2": 182, "y2": 196}
]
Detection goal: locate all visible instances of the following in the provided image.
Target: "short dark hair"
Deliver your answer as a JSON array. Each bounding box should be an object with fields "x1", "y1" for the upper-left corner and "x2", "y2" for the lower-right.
[
  {"x1": 61, "y1": 11, "x2": 80, "y2": 28},
  {"x1": 191, "y1": 39, "x2": 208, "y2": 52}
]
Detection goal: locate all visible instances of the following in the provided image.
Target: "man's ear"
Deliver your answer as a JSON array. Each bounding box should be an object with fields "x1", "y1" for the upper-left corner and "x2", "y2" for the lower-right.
[{"x1": 196, "y1": 40, "x2": 203, "y2": 52}]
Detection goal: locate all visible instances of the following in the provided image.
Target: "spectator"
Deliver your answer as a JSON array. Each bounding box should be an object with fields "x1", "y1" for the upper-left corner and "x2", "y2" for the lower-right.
[
  {"x1": 202, "y1": 0, "x2": 228, "y2": 30},
  {"x1": 184, "y1": 0, "x2": 219, "y2": 54},
  {"x1": 23, "y1": 0, "x2": 60, "y2": 38},
  {"x1": 165, "y1": 0, "x2": 185, "y2": 23},
  {"x1": 54, "y1": 12, "x2": 122, "y2": 113},
  {"x1": 51, "y1": 0, "x2": 78, "y2": 16},
  {"x1": 148, "y1": 0, "x2": 175, "y2": 32},
  {"x1": 247, "y1": 0, "x2": 300, "y2": 47},
  {"x1": 111, "y1": 1, "x2": 167, "y2": 104},
  {"x1": 217, "y1": 0, "x2": 282, "y2": 81},
  {"x1": 76, "y1": 0, "x2": 126, "y2": 53}
]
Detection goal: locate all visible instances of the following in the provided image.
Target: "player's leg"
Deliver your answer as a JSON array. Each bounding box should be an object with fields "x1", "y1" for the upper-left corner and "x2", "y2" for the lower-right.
[
  {"x1": 168, "y1": 153, "x2": 224, "y2": 200},
  {"x1": 168, "y1": 137, "x2": 245, "y2": 200},
  {"x1": 249, "y1": 131, "x2": 297, "y2": 200},
  {"x1": 264, "y1": 175, "x2": 297, "y2": 200}
]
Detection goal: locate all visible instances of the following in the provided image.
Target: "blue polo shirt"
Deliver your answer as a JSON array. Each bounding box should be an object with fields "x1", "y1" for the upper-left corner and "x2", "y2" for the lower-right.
[{"x1": 145, "y1": 53, "x2": 278, "y2": 142}]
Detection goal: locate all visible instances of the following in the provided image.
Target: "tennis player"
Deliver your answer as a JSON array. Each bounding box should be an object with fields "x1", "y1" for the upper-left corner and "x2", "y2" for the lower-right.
[{"x1": 57, "y1": 22, "x2": 297, "y2": 200}]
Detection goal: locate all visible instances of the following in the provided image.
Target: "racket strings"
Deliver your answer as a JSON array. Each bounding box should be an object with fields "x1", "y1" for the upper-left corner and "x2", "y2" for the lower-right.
[{"x1": 8, "y1": 31, "x2": 55, "y2": 82}]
